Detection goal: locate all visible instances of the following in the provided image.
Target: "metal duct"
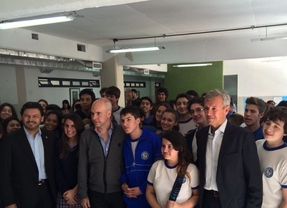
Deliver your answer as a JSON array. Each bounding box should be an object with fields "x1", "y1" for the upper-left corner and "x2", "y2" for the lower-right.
[{"x1": 0, "y1": 48, "x2": 101, "y2": 72}]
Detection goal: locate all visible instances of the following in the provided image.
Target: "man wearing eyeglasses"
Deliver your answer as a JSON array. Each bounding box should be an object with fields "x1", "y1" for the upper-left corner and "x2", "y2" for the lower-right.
[
  {"x1": 196, "y1": 89, "x2": 262, "y2": 208},
  {"x1": 186, "y1": 97, "x2": 209, "y2": 163}
]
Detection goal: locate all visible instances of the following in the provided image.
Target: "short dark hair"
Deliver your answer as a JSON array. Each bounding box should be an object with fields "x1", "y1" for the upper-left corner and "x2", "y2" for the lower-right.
[
  {"x1": 20, "y1": 102, "x2": 44, "y2": 116},
  {"x1": 44, "y1": 110, "x2": 62, "y2": 124},
  {"x1": 38, "y1": 99, "x2": 48, "y2": 105},
  {"x1": 120, "y1": 106, "x2": 141, "y2": 119},
  {"x1": 245, "y1": 97, "x2": 266, "y2": 114},
  {"x1": 105, "y1": 86, "x2": 121, "y2": 99},
  {"x1": 264, "y1": 106, "x2": 287, "y2": 134},
  {"x1": 267, "y1": 100, "x2": 275, "y2": 104},
  {"x1": 229, "y1": 113, "x2": 244, "y2": 126},
  {"x1": 45, "y1": 104, "x2": 62, "y2": 115},
  {"x1": 157, "y1": 87, "x2": 169, "y2": 97},
  {"x1": 277, "y1": 101, "x2": 287, "y2": 107},
  {"x1": 79, "y1": 89, "x2": 96, "y2": 101},
  {"x1": 131, "y1": 89, "x2": 137, "y2": 93},
  {"x1": 140, "y1": 96, "x2": 153, "y2": 106},
  {"x1": 187, "y1": 97, "x2": 204, "y2": 111},
  {"x1": 186, "y1": 90, "x2": 199, "y2": 97},
  {"x1": 100, "y1": 87, "x2": 108, "y2": 96},
  {"x1": 175, "y1": 93, "x2": 190, "y2": 103}
]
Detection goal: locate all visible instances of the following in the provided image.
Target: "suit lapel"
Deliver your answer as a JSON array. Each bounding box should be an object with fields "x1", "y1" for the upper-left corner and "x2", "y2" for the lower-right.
[
  {"x1": 217, "y1": 122, "x2": 233, "y2": 168},
  {"x1": 41, "y1": 130, "x2": 50, "y2": 168},
  {"x1": 18, "y1": 129, "x2": 37, "y2": 167}
]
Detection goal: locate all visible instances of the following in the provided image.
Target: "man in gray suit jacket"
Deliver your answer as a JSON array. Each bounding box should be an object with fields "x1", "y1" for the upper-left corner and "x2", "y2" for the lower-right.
[
  {"x1": 196, "y1": 89, "x2": 262, "y2": 208},
  {"x1": 0, "y1": 102, "x2": 57, "y2": 208}
]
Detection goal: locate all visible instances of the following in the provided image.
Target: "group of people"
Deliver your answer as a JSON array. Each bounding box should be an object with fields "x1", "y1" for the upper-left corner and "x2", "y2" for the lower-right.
[{"x1": 0, "y1": 86, "x2": 286, "y2": 208}]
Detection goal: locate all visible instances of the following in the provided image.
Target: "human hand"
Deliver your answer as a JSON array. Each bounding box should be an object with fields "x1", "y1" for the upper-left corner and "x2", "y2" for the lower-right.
[
  {"x1": 166, "y1": 200, "x2": 182, "y2": 208},
  {"x1": 124, "y1": 187, "x2": 142, "y2": 198},
  {"x1": 81, "y1": 198, "x2": 91, "y2": 208}
]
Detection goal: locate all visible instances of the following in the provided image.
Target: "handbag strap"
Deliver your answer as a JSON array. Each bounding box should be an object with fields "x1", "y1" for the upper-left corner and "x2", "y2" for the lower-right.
[{"x1": 169, "y1": 175, "x2": 184, "y2": 201}]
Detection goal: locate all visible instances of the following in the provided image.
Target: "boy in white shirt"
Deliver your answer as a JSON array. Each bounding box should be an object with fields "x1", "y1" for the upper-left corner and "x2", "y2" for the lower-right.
[{"x1": 256, "y1": 106, "x2": 287, "y2": 208}]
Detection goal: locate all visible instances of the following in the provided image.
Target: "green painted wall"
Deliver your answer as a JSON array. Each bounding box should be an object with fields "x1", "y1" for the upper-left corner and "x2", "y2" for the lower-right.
[{"x1": 165, "y1": 61, "x2": 223, "y2": 99}]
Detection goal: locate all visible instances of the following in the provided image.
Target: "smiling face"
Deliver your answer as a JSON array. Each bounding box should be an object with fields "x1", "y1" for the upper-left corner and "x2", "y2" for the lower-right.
[
  {"x1": 190, "y1": 103, "x2": 206, "y2": 126},
  {"x1": 44, "y1": 113, "x2": 59, "y2": 131},
  {"x1": 155, "y1": 105, "x2": 168, "y2": 122},
  {"x1": 161, "y1": 138, "x2": 179, "y2": 163},
  {"x1": 204, "y1": 96, "x2": 229, "y2": 131},
  {"x1": 140, "y1": 99, "x2": 152, "y2": 113},
  {"x1": 22, "y1": 108, "x2": 43, "y2": 133},
  {"x1": 1, "y1": 106, "x2": 13, "y2": 120},
  {"x1": 263, "y1": 119, "x2": 286, "y2": 146},
  {"x1": 161, "y1": 112, "x2": 178, "y2": 131},
  {"x1": 176, "y1": 97, "x2": 189, "y2": 116},
  {"x1": 106, "y1": 94, "x2": 119, "y2": 106},
  {"x1": 6, "y1": 120, "x2": 21, "y2": 133},
  {"x1": 64, "y1": 119, "x2": 77, "y2": 139}
]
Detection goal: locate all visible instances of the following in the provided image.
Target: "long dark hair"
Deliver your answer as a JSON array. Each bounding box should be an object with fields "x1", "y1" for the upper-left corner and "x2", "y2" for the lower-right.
[
  {"x1": 162, "y1": 131, "x2": 193, "y2": 182},
  {"x1": 60, "y1": 113, "x2": 85, "y2": 159}
]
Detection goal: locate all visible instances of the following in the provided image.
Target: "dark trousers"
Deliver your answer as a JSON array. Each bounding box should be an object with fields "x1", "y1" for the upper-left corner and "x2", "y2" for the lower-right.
[
  {"x1": 202, "y1": 189, "x2": 222, "y2": 208},
  {"x1": 88, "y1": 189, "x2": 126, "y2": 208},
  {"x1": 36, "y1": 180, "x2": 55, "y2": 208},
  {"x1": 17, "y1": 180, "x2": 54, "y2": 208}
]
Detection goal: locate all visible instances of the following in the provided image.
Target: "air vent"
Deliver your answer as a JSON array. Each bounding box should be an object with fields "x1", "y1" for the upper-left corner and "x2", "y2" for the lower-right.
[
  {"x1": 77, "y1": 44, "x2": 86, "y2": 52},
  {"x1": 92, "y1": 62, "x2": 102, "y2": 70},
  {"x1": 32, "y1": 33, "x2": 39, "y2": 40}
]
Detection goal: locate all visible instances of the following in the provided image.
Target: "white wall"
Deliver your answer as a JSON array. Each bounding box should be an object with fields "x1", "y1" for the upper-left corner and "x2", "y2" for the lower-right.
[
  {"x1": 0, "y1": 65, "x2": 18, "y2": 104},
  {"x1": 223, "y1": 57, "x2": 287, "y2": 114},
  {"x1": 0, "y1": 28, "x2": 103, "y2": 62}
]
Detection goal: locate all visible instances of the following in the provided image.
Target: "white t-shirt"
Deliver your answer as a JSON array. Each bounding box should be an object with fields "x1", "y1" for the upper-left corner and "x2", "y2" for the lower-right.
[
  {"x1": 256, "y1": 140, "x2": 287, "y2": 208},
  {"x1": 179, "y1": 118, "x2": 196, "y2": 136},
  {"x1": 113, "y1": 106, "x2": 123, "y2": 124},
  {"x1": 147, "y1": 160, "x2": 199, "y2": 208}
]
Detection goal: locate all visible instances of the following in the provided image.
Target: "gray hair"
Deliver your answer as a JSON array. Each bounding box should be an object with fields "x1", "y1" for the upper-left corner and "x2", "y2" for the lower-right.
[{"x1": 205, "y1": 89, "x2": 230, "y2": 107}]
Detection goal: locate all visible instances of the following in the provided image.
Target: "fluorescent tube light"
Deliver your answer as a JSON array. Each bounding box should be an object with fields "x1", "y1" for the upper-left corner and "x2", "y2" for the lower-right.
[
  {"x1": 0, "y1": 16, "x2": 75, "y2": 30},
  {"x1": 107, "y1": 46, "x2": 164, "y2": 53},
  {"x1": 173, "y1": 63, "x2": 213, "y2": 67}
]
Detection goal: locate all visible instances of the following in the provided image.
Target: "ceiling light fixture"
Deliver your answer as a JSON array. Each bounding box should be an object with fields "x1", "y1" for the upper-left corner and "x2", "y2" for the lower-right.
[
  {"x1": 0, "y1": 15, "x2": 75, "y2": 30},
  {"x1": 107, "y1": 46, "x2": 164, "y2": 53},
  {"x1": 173, "y1": 63, "x2": 213, "y2": 67},
  {"x1": 106, "y1": 39, "x2": 164, "y2": 53}
]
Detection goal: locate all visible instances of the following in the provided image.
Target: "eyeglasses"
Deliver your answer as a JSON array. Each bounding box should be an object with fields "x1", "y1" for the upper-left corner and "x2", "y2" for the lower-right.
[{"x1": 190, "y1": 108, "x2": 204, "y2": 115}]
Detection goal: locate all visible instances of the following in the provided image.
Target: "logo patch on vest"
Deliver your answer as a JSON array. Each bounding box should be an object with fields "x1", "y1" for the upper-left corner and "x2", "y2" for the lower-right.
[
  {"x1": 264, "y1": 167, "x2": 273, "y2": 178},
  {"x1": 141, "y1": 151, "x2": 149, "y2": 160}
]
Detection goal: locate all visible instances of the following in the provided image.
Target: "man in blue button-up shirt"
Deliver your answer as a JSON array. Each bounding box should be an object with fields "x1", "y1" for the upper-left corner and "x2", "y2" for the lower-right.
[{"x1": 0, "y1": 102, "x2": 57, "y2": 208}]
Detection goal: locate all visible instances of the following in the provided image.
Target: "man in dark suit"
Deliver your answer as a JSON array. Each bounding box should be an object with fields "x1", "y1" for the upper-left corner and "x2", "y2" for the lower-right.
[
  {"x1": 0, "y1": 102, "x2": 57, "y2": 208},
  {"x1": 196, "y1": 89, "x2": 262, "y2": 208}
]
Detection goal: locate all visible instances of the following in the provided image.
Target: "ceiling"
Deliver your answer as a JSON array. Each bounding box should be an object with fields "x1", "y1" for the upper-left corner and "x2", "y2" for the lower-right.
[{"x1": 2, "y1": 0, "x2": 287, "y2": 50}]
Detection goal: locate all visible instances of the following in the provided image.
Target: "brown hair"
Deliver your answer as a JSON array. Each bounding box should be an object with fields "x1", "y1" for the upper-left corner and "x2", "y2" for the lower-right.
[{"x1": 60, "y1": 113, "x2": 85, "y2": 159}]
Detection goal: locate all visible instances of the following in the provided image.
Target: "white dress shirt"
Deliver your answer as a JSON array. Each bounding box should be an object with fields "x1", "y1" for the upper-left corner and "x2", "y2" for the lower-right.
[{"x1": 204, "y1": 119, "x2": 227, "y2": 191}]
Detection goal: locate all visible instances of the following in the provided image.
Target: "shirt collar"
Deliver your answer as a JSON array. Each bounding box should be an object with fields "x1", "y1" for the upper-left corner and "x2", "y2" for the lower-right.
[
  {"x1": 208, "y1": 119, "x2": 228, "y2": 135},
  {"x1": 23, "y1": 126, "x2": 42, "y2": 138},
  {"x1": 94, "y1": 122, "x2": 114, "y2": 133}
]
